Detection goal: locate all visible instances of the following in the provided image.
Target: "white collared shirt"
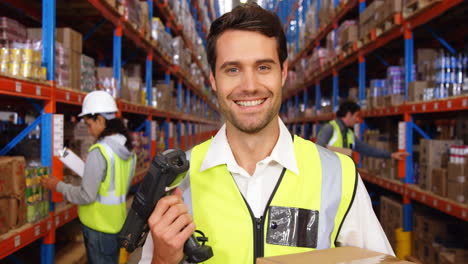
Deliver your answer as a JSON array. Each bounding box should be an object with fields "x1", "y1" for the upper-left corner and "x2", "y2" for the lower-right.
[{"x1": 139, "y1": 118, "x2": 394, "y2": 263}]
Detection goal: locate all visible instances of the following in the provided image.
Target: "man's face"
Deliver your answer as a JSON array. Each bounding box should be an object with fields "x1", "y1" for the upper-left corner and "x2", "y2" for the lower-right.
[
  {"x1": 344, "y1": 111, "x2": 361, "y2": 127},
  {"x1": 209, "y1": 30, "x2": 288, "y2": 134}
]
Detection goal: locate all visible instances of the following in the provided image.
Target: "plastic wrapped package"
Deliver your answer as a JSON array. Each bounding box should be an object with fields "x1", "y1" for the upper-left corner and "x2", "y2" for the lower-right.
[
  {"x1": 172, "y1": 36, "x2": 183, "y2": 66},
  {"x1": 0, "y1": 17, "x2": 27, "y2": 42},
  {"x1": 81, "y1": 54, "x2": 96, "y2": 92},
  {"x1": 386, "y1": 66, "x2": 404, "y2": 95}
]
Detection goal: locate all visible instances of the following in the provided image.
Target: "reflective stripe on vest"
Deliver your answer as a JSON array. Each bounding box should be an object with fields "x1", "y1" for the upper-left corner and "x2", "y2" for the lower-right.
[
  {"x1": 78, "y1": 141, "x2": 135, "y2": 234},
  {"x1": 184, "y1": 136, "x2": 357, "y2": 264},
  {"x1": 96, "y1": 142, "x2": 126, "y2": 205},
  {"x1": 328, "y1": 120, "x2": 354, "y2": 149}
]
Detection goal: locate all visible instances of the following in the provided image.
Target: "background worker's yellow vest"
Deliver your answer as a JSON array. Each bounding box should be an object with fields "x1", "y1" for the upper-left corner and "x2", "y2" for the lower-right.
[
  {"x1": 78, "y1": 142, "x2": 136, "y2": 234},
  {"x1": 328, "y1": 120, "x2": 355, "y2": 149},
  {"x1": 186, "y1": 136, "x2": 357, "y2": 264}
]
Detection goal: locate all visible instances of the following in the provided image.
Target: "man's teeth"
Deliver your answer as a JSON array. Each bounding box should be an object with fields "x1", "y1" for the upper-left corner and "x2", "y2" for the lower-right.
[{"x1": 236, "y1": 99, "x2": 265, "y2": 107}]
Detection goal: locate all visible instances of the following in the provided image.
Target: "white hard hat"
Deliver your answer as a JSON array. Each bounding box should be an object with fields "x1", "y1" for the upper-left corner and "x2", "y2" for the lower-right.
[{"x1": 78, "y1": 91, "x2": 118, "y2": 117}]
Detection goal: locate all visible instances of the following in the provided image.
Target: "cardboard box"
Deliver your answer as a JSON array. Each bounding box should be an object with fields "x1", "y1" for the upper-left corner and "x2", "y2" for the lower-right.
[
  {"x1": 408, "y1": 81, "x2": 429, "y2": 102},
  {"x1": 69, "y1": 50, "x2": 81, "y2": 90},
  {"x1": 0, "y1": 156, "x2": 26, "y2": 197},
  {"x1": 447, "y1": 181, "x2": 468, "y2": 203},
  {"x1": 256, "y1": 247, "x2": 413, "y2": 264},
  {"x1": 447, "y1": 162, "x2": 467, "y2": 183},
  {"x1": 56, "y1": 28, "x2": 82, "y2": 53},
  {"x1": 359, "y1": 1, "x2": 384, "y2": 25},
  {"x1": 431, "y1": 168, "x2": 448, "y2": 197},
  {"x1": 383, "y1": 0, "x2": 403, "y2": 20},
  {"x1": 439, "y1": 249, "x2": 468, "y2": 264},
  {"x1": 416, "y1": 49, "x2": 438, "y2": 81},
  {"x1": 0, "y1": 198, "x2": 10, "y2": 235},
  {"x1": 326, "y1": 145, "x2": 353, "y2": 156}
]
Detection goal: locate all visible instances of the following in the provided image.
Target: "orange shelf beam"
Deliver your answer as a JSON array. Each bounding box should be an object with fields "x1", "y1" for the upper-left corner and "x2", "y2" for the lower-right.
[{"x1": 359, "y1": 169, "x2": 468, "y2": 222}]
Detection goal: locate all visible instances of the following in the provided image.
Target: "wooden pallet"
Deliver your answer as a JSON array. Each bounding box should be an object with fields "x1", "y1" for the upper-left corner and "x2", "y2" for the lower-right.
[
  {"x1": 376, "y1": 13, "x2": 402, "y2": 38},
  {"x1": 403, "y1": 0, "x2": 442, "y2": 19}
]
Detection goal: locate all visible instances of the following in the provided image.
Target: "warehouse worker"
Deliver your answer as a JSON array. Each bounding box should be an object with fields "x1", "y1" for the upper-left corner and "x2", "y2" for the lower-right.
[
  {"x1": 316, "y1": 100, "x2": 408, "y2": 160},
  {"x1": 41, "y1": 91, "x2": 136, "y2": 264},
  {"x1": 139, "y1": 3, "x2": 393, "y2": 264}
]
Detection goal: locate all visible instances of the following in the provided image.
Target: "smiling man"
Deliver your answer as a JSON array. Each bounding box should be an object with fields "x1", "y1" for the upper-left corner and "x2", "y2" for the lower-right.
[{"x1": 139, "y1": 3, "x2": 393, "y2": 264}]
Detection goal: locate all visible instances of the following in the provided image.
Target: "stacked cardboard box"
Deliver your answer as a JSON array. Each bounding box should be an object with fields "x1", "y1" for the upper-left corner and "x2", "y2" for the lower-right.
[
  {"x1": 447, "y1": 146, "x2": 468, "y2": 204},
  {"x1": 318, "y1": 0, "x2": 334, "y2": 28},
  {"x1": 359, "y1": 1, "x2": 384, "y2": 39},
  {"x1": 80, "y1": 54, "x2": 96, "y2": 92},
  {"x1": 337, "y1": 20, "x2": 358, "y2": 53},
  {"x1": 380, "y1": 196, "x2": 403, "y2": 248},
  {"x1": 27, "y1": 27, "x2": 82, "y2": 90},
  {"x1": 439, "y1": 249, "x2": 468, "y2": 264},
  {"x1": 412, "y1": 210, "x2": 463, "y2": 264},
  {"x1": 0, "y1": 156, "x2": 27, "y2": 235},
  {"x1": 408, "y1": 81, "x2": 430, "y2": 102},
  {"x1": 419, "y1": 139, "x2": 462, "y2": 190},
  {"x1": 96, "y1": 67, "x2": 120, "y2": 98}
]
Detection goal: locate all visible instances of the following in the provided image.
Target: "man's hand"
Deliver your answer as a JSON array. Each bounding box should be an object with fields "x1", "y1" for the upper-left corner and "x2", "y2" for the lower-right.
[
  {"x1": 40, "y1": 176, "x2": 60, "y2": 191},
  {"x1": 149, "y1": 187, "x2": 195, "y2": 264},
  {"x1": 391, "y1": 152, "x2": 410, "y2": 161}
]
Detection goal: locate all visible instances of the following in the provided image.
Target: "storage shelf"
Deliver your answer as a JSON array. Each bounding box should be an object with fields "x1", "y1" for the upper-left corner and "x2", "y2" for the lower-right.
[
  {"x1": 359, "y1": 169, "x2": 468, "y2": 222},
  {"x1": 155, "y1": 0, "x2": 210, "y2": 83},
  {"x1": 289, "y1": 0, "x2": 359, "y2": 67},
  {"x1": 362, "y1": 105, "x2": 406, "y2": 118},
  {"x1": 0, "y1": 204, "x2": 77, "y2": 260},
  {"x1": 285, "y1": 96, "x2": 468, "y2": 123},
  {"x1": 0, "y1": 168, "x2": 148, "y2": 259},
  {"x1": 0, "y1": 75, "x2": 218, "y2": 125},
  {"x1": 0, "y1": 74, "x2": 52, "y2": 101},
  {"x1": 86, "y1": 0, "x2": 216, "y2": 111},
  {"x1": 286, "y1": 0, "x2": 464, "y2": 101},
  {"x1": 191, "y1": 0, "x2": 209, "y2": 36}
]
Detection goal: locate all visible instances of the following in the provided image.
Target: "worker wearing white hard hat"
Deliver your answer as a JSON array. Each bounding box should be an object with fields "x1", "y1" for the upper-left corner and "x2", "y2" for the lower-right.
[{"x1": 42, "y1": 90, "x2": 137, "y2": 264}]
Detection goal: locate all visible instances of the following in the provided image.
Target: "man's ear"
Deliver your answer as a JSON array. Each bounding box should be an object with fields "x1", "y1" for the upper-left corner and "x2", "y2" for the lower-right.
[
  {"x1": 281, "y1": 60, "x2": 289, "y2": 87},
  {"x1": 209, "y1": 71, "x2": 217, "y2": 92}
]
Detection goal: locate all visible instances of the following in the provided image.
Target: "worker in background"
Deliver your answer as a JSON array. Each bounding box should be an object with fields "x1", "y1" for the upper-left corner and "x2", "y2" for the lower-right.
[
  {"x1": 139, "y1": 3, "x2": 393, "y2": 264},
  {"x1": 41, "y1": 91, "x2": 136, "y2": 264},
  {"x1": 316, "y1": 100, "x2": 408, "y2": 160}
]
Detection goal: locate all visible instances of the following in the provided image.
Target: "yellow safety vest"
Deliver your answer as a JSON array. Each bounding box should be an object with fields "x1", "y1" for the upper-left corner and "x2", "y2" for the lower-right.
[
  {"x1": 78, "y1": 142, "x2": 136, "y2": 234},
  {"x1": 328, "y1": 120, "x2": 355, "y2": 149},
  {"x1": 185, "y1": 135, "x2": 357, "y2": 264}
]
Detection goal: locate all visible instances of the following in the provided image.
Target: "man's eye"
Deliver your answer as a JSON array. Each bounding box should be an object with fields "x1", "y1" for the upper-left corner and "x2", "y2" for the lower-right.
[
  {"x1": 259, "y1": 65, "x2": 271, "y2": 71},
  {"x1": 227, "y1": 68, "x2": 238, "y2": 73}
]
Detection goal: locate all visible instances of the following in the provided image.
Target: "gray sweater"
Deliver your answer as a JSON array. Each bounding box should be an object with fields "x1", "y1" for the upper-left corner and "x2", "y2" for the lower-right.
[
  {"x1": 316, "y1": 119, "x2": 391, "y2": 159},
  {"x1": 57, "y1": 134, "x2": 134, "y2": 205}
]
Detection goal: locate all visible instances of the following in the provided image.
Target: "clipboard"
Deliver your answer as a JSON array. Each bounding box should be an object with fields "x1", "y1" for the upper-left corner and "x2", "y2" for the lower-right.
[{"x1": 58, "y1": 147, "x2": 85, "y2": 177}]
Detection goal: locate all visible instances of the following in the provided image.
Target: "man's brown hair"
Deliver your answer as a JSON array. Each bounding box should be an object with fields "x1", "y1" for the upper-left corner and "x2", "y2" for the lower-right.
[{"x1": 207, "y1": 3, "x2": 287, "y2": 75}]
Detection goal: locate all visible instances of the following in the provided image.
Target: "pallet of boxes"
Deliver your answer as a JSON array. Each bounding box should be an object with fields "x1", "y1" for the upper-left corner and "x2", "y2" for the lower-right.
[
  {"x1": 418, "y1": 139, "x2": 462, "y2": 192},
  {"x1": 446, "y1": 145, "x2": 468, "y2": 204},
  {"x1": 27, "y1": 27, "x2": 82, "y2": 91},
  {"x1": 0, "y1": 157, "x2": 50, "y2": 237},
  {"x1": 359, "y1": 0, "x2": 384, "y2": 45},
  {"x1": 413, "y1": 209, "x2": 468, "y2": 264},
  {"x1": 374, "y1": 0, "x2": 403, "y2": 37},
  {"x1": 380, "y1": 196, "x2": 404, "y2": 254}
]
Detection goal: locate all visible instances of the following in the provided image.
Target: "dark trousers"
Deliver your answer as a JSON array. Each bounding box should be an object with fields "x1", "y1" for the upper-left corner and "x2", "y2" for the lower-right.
[{"x1": 82, "y1": 225, "x2": 119, "y2": 264}]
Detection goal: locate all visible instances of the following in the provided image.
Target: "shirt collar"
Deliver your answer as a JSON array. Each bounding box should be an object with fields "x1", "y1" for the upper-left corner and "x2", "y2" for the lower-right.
[{"x1": 200, "y1": 117, "x2": 300, "y2": 175}]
